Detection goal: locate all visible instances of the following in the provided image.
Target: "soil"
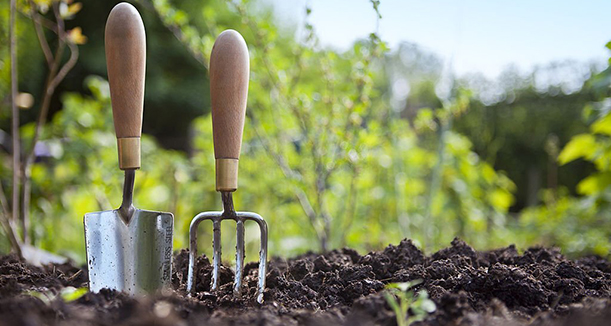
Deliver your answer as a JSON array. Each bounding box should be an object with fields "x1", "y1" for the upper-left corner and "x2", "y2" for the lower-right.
[{"x1": 1, "y1": 238, "x2": 611, "y2": 325}]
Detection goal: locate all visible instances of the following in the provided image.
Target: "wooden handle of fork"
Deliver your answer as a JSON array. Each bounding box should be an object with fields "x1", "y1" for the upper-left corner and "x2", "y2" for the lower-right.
[
  {"x1": 105, "y1": 2, "x2": 146, "y2": 170},
  {"x1": 210, "y1": 30, "x2": 250, "y2": 192}
]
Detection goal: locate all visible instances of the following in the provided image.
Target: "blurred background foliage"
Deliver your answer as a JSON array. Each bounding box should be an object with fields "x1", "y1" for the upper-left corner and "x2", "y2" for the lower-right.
[{"x1": 0, "y1": 0, "x2": 610, "y2": 263}]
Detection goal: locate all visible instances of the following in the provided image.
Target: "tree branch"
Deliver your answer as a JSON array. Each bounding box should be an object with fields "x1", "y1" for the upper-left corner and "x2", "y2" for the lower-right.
[
  {"x1": 140, "y1": 0, "x2": 208, "y2": 68},
  {"x1": 21, "y1": 1, "x2": 79, "y2": 244},
  {"x1": 28, "y1": 0, "x2": 54, "y2": 67},
  {"x1": 49, "y1": 42, "x2": 78, "y2": 90}
]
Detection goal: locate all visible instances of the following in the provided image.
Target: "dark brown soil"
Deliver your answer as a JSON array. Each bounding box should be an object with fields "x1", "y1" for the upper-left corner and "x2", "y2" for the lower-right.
[{"x1": 1, "y1": 238, "x2": 611, "y2": 325}]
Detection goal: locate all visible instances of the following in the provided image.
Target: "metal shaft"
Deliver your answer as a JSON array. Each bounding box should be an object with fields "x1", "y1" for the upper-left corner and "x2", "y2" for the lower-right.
[{"x1": 118, "y1": 169, "x2": 136, "y2": 223}]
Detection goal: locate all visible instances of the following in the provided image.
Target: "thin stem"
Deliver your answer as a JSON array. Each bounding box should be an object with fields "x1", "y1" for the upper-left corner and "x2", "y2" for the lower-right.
[
  {"x1": 238, "y1": 4, "x2": 335, "y2": 250},
  {"x1": 28, "y1": 0, "x2": 53, "y2": 66},
  {"x1": 424, "y1": 115, "x2": 452, "y2": 249},
  {"x1": 50, "y1": 42, "x2": 78, "y2": 90},
  {"x1": 141, "y1": 0, "x2": 207, "y2": 67},
  {"x1": 0, "y1": 182, "x2": 22, "y2": 258},
  {"x1": 10, "y1": 0, "x2": 21, "y2": 244},
  {"x1": 250, "y1": 117, "x2": 326, "y2": 244},
  {"x1": 338, "y1": 164, "x2": 358, "y2": 246},
  {"x1": 20, "y1": 41, "x2": 63, "y2": 245},
  {"x1": 21, "y1": 4, "x2": 79, "y2": 242}
]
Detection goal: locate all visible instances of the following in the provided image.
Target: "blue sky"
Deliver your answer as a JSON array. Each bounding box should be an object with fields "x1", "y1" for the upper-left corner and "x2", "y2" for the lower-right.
[{"x1": 265, "y1": 0, "x2": 611, "y2": 79}]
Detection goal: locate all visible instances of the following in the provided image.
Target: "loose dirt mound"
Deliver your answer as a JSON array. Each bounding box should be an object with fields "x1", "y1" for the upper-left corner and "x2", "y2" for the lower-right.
[{"x1": 1, "y1": 239, "x2": 610, "y2": 325}]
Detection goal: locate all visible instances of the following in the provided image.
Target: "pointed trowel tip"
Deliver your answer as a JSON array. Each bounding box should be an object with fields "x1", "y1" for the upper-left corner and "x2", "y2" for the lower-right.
[{"x1": 117, "y1": 205, "x2": 136, "y2": 224}]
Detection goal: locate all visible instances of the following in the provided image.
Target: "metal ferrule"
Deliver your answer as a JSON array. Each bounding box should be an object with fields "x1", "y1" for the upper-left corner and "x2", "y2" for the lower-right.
[
  {"x1": 117, "y1": 137, "x2": 141, "y2": 170},
  {"x1": 216, "y1": 158, "x2": 238, "y2": 192}
]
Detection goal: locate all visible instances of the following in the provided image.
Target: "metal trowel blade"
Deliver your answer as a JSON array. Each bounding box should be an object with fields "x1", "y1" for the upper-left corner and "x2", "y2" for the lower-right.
[{"x1": 84, "y1": 209, "x2": 173, "y2": 295}]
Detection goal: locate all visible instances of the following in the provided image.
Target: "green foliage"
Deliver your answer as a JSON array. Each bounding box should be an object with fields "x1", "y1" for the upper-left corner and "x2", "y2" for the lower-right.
[
  {"x1": 21, "y1": 76, "x2": 193, "y2": 259},
  {"x1": 384, "y1": 280, "x2": 436, "y2": 326},
  {"x1": 453, "y1": 65, "x2": 598, "y2": 209},
  {"x1": 558, "y1": 134, "x2": 597, "y2": 167},
  {"x1": 146, "y1": 0, "x2": 515, "y2": 253},
  {"x1": 509, "y1": 65, "x2": 611, "y2": 257},
  {"x1": 515, "y1": 191, "x2": 610, "y2": 256},
  {"x1": 0, "y1": 0, "x2": 523, "y2": 260},
  {"x1": 0, "y1": 0, "x2": 607, "y2": 264}
]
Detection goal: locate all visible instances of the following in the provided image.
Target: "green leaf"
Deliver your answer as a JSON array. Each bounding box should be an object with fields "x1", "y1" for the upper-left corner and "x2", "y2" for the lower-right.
[
  {"x1": 488, "y1": 189, "x2": 513, "y2": 211},
  {"x1": 24, "y1": 287, "x2": 87, "y2": 304},
  {"x1": 420, "y1": 297, "x2": 436, "y2": 313},
  {"x1": 25, "y1": 290, "x2": 51, "y2": 304},
  {"x1": 558, "y1": 134, "x2": 596, "y2": 165},
  {"x1": 577, "y1": 172, "x2": 611, "y2": 195},
  {"x1": 386, "y1": 280, "x2": 422, "y2": 292},
  {"x1": 61, "y1": 287, "x2": 88, "y2": 302},
  {"x1": 592, "y1": 114, "x2": 611, "y2": 135}
]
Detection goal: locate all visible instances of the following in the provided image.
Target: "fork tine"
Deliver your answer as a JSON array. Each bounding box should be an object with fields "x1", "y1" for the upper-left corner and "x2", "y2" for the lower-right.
[
  {"x1": 187, "y1": 220, "x2": 199, "y2": 294},
  {"x1": 187, "y1": 211, "x2": 267, "y2": 303},
  {"x1": 234, "y1": 218, "x2": 245, "y2": 297},
  {"x1": 256, "y1": 219, "x2": 268, "y2": 304},
  {"x1": 211, "y1": 219, "x2": 222, "y2": 291},
  {"x1": 187, "y1": 212, "x2": 221, "y2": 294},
  {"x1": 240, "y1": 212, "x2": 268, "y2": 304}
]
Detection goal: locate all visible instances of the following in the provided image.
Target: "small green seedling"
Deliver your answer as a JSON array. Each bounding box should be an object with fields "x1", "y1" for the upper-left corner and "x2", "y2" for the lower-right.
[
  {"x1": 25, "y1": 287, "x2": 88, "y2": 304},
  {"x1": 384, "y1": 280, "x2": 436, "y2": 326}
]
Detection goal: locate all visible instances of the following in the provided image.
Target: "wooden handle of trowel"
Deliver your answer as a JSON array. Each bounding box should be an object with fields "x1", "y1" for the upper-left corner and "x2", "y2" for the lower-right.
[
  {"x1": 210, "y1": 30, "x2": 250, "y2": 192},
  {"x1": 105, "y1": 2, "x2": 146, "y2": 170}
]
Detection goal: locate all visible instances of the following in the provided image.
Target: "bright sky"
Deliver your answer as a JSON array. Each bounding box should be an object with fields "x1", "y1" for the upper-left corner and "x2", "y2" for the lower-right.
[{"x1": 265, "y1": 0, "x2": 611, "y2": 79}]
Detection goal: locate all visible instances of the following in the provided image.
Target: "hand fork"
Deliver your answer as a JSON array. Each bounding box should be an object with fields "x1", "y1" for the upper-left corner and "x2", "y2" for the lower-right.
[{"x1": 186, "y1": 30, "x2": 268, "y2": 304}]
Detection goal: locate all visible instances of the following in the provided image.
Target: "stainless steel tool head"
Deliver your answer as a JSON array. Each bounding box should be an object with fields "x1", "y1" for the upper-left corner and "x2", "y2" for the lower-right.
[
  {"x1": 84, "y1": 209, "x2": 173, "y2": 294},
  {"x1": 187, "y1": 207, "x2": 268, "y2": 304}
]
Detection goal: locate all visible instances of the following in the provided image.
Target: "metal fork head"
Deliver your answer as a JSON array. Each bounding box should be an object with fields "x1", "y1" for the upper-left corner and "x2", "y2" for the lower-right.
[{"x1": 187, "y1": 210, "x2": 268, "y2": 304}]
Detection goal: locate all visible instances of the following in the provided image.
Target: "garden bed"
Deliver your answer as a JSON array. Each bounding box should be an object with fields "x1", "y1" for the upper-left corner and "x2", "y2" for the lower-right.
[{"x1": 1, "y1": 239, "x2": 610, "y2": 325}]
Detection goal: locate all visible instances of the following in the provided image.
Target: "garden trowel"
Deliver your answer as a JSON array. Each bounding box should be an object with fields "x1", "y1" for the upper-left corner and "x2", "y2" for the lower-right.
[{"x1": 83, "y1": 2, "x2": 173, "y2": 295}]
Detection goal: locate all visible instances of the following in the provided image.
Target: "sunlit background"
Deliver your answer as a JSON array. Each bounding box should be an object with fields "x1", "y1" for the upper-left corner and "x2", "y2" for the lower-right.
[
  {"x1": 1, "y1": 0, "x2": 611, "y2": 264},
  {"x1": 269, "y1": 0, "x2": 611, "y2": 77}
]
